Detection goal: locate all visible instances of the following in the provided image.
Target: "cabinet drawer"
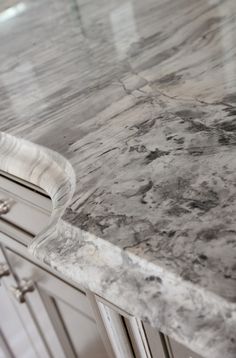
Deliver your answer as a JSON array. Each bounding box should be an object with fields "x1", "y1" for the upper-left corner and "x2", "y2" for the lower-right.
[{"x1": 0, "y1": 172, "x2": 52, "y2": 242}]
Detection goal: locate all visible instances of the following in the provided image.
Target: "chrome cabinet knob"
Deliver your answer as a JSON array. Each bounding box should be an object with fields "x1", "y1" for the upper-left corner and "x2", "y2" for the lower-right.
[
  {"x1": 0, "y1": 199, "x2": 11, "y2": 215},
  {"x1": 10, "y1": 279, "x2": 34, "y2": 303},
  {"x1": 0, "y1": 263, "x2": 10, "y2": 278}
]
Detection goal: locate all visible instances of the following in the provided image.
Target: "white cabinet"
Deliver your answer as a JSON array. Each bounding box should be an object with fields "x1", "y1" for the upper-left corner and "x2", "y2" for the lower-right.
[
  {"x1": 0, "y1": 250, "x2": 50, "y2": 358},
  {"x1": 1, "y1": 247, "x2": 112, "y2": 358},
  {"x1": 165, "y1": 337, "x2": 203, "y2": 358},
  {"x1": 95, "y1": 297, "x2": 150, "y2": 358},
  {"x1": 142, "y1": 322, "x2": 169, "y2": 358},
  {"x1": 142, "y1": 323, "x2": 203, "y2": 358}
]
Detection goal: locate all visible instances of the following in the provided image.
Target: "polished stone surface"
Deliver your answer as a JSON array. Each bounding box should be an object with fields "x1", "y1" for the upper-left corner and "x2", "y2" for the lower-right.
[{"x1": 0, "y1": 0, "x2": 236, "y2": 357}]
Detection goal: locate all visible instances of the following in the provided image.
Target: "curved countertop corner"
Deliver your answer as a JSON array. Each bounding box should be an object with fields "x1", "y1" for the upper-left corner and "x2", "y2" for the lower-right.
[
  {"x1": 0, "y1": 0, "x2": 236, "y2": 357},
  {"x1": 0, "y1": 131, "x2": 76, "y2": 247}
]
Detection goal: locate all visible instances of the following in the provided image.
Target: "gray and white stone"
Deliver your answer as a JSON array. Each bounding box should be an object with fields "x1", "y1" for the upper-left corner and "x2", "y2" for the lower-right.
[{"x1": 0, "y1": 0, "x2": 236, "y2": 357}]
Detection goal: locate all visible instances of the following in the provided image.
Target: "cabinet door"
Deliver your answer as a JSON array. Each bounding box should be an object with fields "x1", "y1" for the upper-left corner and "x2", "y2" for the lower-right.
[
  {"x1": 142, "y1": 323, "x2": 169, "y2": 358},
  {"x1": 0, "y1": 328, "x2": 14, "y2": 358},
  {"x1": 4, "y1": 248, "x2": 112, "y2": 358},
  {"x1": 95, "y1": 296, "x2": 170, "y2": 358},
  {"x1": 142, "y1": 322, "x2": 203, "y2": 358},
  {"x1": 166, "y1": 337, "x2": 203, "y2": 358},
  {"x1": 95, "y1": 301, "x2": 135, "y2": 358},
  {"x1": 0, "y1": 248, "x2": 50, "y2": 358}
]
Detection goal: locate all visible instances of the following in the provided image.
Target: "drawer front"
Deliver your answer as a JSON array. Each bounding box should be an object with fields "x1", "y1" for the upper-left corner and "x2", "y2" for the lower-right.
[{"x1": 0, "y1": 172, "x2": 51, "y2": 241}]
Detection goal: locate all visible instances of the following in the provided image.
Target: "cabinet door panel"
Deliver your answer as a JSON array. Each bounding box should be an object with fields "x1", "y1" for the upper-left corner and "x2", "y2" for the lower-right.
[
  {"x1": 142, "y1": 323, "x2": 169, "y2": 358},
  {"x1": 0, "y1": 329, "x2": 14, "y2": 358},
  {"x1": 95, "y1": 295, "x2": 167, "y2": 358},
  {"x1": 123, "y1": 318, "x2": 152, "y2": 358},
  {"x1": 5, "y1": 248, "x2": 110, "y2": 358},
  {"x1": 96, "y1": 301, "x2": 135, "y2": 358},
  {"x1": 25, "y1": 286, "x2": 67, "y2": 358},
  {"x1": 55, "y1": 298, "x2": 109, "y2": 358},
  {"x1": 0, "y1": 280, "x2": 37, "y2": 358},
  {"x1": 0, "y1": 248, "x2": 50, "y2": 358},
  {"x1": 167, "y1": 338, "x2": 203, "y2": 358}
]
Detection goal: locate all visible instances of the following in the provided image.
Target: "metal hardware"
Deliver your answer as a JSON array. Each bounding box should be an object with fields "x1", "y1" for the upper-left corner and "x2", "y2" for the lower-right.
[
  {"x1": 0, "y1": 263, "x2": 10, "y2": 278},
  {"x1": 0, "y1": 199, "x2": 11, "y2": 215},
  {"x1": 10, "y1": 279, "x2": 34, "y2": 303}
]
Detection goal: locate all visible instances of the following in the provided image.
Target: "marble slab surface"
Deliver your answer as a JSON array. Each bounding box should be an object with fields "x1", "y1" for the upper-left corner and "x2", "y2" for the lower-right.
[{"x1": 0, "y1": 0, "x2": 236, "y2": 357}]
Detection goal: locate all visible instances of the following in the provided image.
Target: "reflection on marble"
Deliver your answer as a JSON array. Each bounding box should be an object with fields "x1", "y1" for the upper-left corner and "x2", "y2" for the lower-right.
[
  {"x1": 0, "y1": 2, "x2": 26, "y2": 23},
  {"x1": 0, "y1": 0, "x2": 236, "y2": 357}
]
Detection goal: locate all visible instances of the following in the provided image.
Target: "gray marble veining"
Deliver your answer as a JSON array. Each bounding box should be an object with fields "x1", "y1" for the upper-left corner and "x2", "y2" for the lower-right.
[{"x1": 0, "y1": 0, "x2": 236, "y2": 357}]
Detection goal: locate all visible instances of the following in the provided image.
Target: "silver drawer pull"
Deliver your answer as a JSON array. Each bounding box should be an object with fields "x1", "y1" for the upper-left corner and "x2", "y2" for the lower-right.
[
  {"x1": 10, "y1": 279, "x2": 34, "y2": 303},
  {"x1": 0, "y1": 263, "x2": 10, "y2": 278},
  {"x1": 0, "y1": 199, "x2": 11, "y2": 215}
]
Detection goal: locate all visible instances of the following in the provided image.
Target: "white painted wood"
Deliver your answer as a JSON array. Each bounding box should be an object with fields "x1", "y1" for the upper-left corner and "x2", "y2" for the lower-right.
[
  {"x1": 5, "y1": 248, "x2": 110, "y2": 358},
  {"x1": 86, "y1": 291, "x2": 116, "y2": 358},
  {"x1": 26, "y1": 288, "x2": 67, "y2": 358},
  {"x1": 0, "y1": 248, "x2": 50, "y2": 358},
  {"x1": 96, "y1": 300, "x2": 134, "y2": 358},
  {"x1": 55, "y1": 298, "x2": 109, "y2": 358},
  {"x1": 0, "y1": 281, "x2": 37, "y2": 358},
  {"x1": 0, "y1": 329, "x2": 14, "y2": 358},
  {"x1": 95, "y1": 295, "x2": 169, "y2": 358},
  {"x1": 38, "y1": 291, "x2": 76, "y2": 358},
  {"x1": 0, "y1": 172, "x2": 52, "y2": 241},
  {"x1": 166, "y1": 337, "x2": 203, "y2": 358},
  {"x1": 142, "y1": 323, "x2": 169, "y2": 358},
  {"x1": 95, "y1": 294, "x2": 169, "y2": 358},
  {"x1": 124, "y1": 318, "x2": 151, "y2": 358}
]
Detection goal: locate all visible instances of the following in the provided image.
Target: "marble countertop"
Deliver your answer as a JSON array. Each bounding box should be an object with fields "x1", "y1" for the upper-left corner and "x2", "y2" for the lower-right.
[{"x1": 0, "y1": 0, "x2": 236, "y2": 357}]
